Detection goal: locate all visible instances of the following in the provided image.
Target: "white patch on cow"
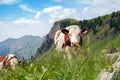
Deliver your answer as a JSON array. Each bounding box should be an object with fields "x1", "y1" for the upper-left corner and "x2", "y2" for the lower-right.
[
  {"x1": 0, "y1": 54, "x2": 18, "y2": 71},
  {"x1": 54, "y1": 25, "x2": 88, "y2": 60},
  {"x1": 7, "y1": 54, "x2": 18, "y2": 70},
  {"x1": 54, "y1": 30, "x2": 65, "y2": 51}
]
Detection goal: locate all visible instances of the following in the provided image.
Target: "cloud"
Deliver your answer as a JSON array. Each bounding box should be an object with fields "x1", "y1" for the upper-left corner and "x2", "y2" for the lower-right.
[
  {"x1": 34, "y1": 11, "x2": 41, "y2": 19},
  {"x1": 0, "y1": 21, "x2": 50, "y2": 42},
  {"x1": 13, "y1": 11, "x2": 43, "y2": 25},
  {"x1": 77, "y1": 0, "x2": 108, "y2": 6},
  {"x1": 43, "y1": 6, "x2": 62, "y2": 13},
  {"x1": 0, "y1": 14, "x2": 50, "y2": 42},
  {"x1": 49, "y1": 8, "x2": 77, "y2": 19},
  {"x1": 76, "y1": 0, "x2": 120, "y2": 19},
  {"x1": 0, "y1": 0, "x2": 18, "y2": 5},
  {"x1": 49, "y1": 19, "x2": 54, "y2": 23},
  {"x1": 19, "y1": 4, "x2": 35, "y2": 13},
  {"x1": 42, "y1": 5, "x2": 78, "y2": 23},
  {"x1": 13, "y1": 17, "x2": 40, "y2": 25}
]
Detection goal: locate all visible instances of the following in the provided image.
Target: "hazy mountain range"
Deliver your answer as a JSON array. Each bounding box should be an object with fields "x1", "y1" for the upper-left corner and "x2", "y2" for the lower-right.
[{"x1": 0, "y1": 35, "x2": 44, "y2": 59}]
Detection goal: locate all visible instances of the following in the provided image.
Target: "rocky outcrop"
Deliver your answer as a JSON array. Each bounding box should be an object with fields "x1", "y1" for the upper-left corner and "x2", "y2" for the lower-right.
[
  {"x1": 91, "y1": 27, "x2": 117, "y2": 42},
  {"x1": 91, "y1": 33, "x2": 106, "y2": 41},
  {"x1": 96, "y1": 69, "x2": 117, "y2": 80},
  {"x1": 36, "y1": 22, "x2": 61, "y2": 55},
  {"x1": 97, "y1": 51, "x2": 120, "y2": 80}
]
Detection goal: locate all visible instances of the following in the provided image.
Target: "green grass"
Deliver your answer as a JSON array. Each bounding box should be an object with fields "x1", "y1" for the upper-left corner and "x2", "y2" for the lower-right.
[
  {"x1": 0, "y1": 34, "x2": 120, "y2": 80},
  {"x1": 36, "y1": 47, "x2": 108, "y2": 80},
  {"x1": 95, "y1": 25, "x2": 110, "y2": 36}
]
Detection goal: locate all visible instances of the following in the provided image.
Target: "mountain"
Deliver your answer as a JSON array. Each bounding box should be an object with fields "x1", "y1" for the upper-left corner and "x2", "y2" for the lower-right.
[
  {"x1": 0, "y1": 35, "x2": 44, "y2": 59},
  {"x1": 35, "y1": 11, "x2": 120, "y2": 57}
]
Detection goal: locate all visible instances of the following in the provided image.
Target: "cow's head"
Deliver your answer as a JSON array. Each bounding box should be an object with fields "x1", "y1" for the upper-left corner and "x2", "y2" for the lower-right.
[
  {"x1": 61, "y1": 26, "x2": 88, "y2": 48},
  {"x1": 9, "y1": 57, "x2": 18, "y2": 70},
  {"x1": 6, "y1": 54, "x2": 18, "y2": 70},
  {"x1": 61, "y1": 29, "x2": 71, "y2": 48}
]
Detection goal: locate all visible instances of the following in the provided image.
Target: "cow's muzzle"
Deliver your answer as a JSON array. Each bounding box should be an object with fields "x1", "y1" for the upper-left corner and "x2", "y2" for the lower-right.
[{"x1": 71, "y1": 42, "x2": 80, "y2": 47}]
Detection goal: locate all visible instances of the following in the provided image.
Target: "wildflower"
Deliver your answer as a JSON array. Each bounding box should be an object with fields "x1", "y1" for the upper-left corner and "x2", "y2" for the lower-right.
[{"x1": 41, "y1": 66, "x2": 47, "y2": 72}]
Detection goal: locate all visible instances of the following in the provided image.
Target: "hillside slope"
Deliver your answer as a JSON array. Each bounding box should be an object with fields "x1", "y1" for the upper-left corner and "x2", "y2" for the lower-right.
[{"x1": 36, "y1": 11, "x2": 120, "y2": 57}]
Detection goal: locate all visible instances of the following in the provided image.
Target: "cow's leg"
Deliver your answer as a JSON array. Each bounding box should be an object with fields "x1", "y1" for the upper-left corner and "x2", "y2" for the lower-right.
[
  {"x1": 73, "y1": 46, "x2": 82, "y2": 57},
  {"x1": 56, "y1": 50, "x2": 60, "y2": 57},
  {"x1": 11, "y1": 64, "x2": 15, "y2": 71},
  {"x1": 65, "y1": 46, "x2": 72, "y2": 60},
  {"x1": 0, "y1": 62, "x2": 3, "y2": 71}
]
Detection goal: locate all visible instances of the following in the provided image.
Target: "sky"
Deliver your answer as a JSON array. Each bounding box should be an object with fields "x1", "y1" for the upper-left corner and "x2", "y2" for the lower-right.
[{"x1": 0, "y1": 0, "x2": 120, "y2": 42}]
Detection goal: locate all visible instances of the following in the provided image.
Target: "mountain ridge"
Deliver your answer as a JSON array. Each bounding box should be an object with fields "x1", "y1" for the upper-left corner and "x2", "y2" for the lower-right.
[{"x1": 0, "y1": 35, "x2": 44, "y2": 59}]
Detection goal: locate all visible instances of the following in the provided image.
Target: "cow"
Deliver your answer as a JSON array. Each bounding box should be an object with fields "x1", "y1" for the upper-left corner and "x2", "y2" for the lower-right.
[
  {"x1": 54, "y1": 25, "x2": 88, "y2": 60},
  {"x1": 0, "y1": 54, "x2": 18, "y2": 71}
]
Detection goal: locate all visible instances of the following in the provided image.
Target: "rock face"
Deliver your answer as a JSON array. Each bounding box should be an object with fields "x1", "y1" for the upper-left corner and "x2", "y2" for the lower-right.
[
  {"x1": 96, "y1": 69, "x2": 117, "y2": 80},
  {"x1": 36, "y1": 22, "x2": 61, "y2": 55}
]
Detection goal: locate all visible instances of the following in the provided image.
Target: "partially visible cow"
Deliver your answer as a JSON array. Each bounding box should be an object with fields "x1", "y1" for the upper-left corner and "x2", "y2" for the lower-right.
[
  {"x1": 0, "y1": 54, "x2": 18, "y2": 71},
  {"x1": 54, "y1": 25, "x2": 88, "y2": 60}
]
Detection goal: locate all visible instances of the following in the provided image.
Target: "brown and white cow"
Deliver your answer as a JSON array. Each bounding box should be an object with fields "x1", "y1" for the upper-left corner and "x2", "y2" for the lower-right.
[
  {"x1": 54, "y1": 25, "x2": 88, "y2": 60},
  {"x1": 0, "y1": 54, "x2": 18, "y2": 71}
]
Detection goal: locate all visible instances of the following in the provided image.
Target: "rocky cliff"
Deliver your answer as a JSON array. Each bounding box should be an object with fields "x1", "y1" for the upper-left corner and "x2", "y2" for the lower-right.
[{"x1": 36, "y1": 22, "x2": 61, "y2": 56}]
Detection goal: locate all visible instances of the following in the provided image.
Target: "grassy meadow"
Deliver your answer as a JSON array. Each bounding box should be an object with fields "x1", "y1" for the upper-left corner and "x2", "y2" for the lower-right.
[{"x1": 0, "y1": 34, "x2": 120, "y2": 80}]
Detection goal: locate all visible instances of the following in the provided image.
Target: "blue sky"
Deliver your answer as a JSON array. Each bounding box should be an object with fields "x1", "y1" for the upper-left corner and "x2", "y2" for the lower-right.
[{"x1": 0, "y1": 0, "x2": 120, "y2": 42}]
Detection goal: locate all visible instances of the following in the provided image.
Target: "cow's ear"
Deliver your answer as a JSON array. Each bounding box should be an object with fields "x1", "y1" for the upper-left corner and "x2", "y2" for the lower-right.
[
  {"x1": 81, "y1": 28, "x2": 88, "y2": 35},
  {"x1": 61, "y1": 29, "x2": 69, "y2": 34}
]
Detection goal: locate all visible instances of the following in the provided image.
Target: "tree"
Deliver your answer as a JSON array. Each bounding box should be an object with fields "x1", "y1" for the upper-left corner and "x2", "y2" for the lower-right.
[{"x1": 111, "y1": 12, "x2": 115, "y2": 18}]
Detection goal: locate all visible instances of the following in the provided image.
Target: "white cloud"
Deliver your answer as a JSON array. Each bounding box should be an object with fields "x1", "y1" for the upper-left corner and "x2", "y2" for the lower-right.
[
  {"x1": 43, "y1": 6, "x2": 62, "y2": 13},
  {"x1": 0, "y1": 14, "x2": 50, "y2": 42},
  {"x1": 34, "y1": 11, "x2": 41, "y2": 19},
  {"x1": 60, "y1": 8, "x2": 77, "y2": 18},
  {"x1": 77, "y1": 0, "x2": 108, "y2": 6},
  {"x1": 42, "y1": 5, "x2": 78, "y2": 23},
  {"x1": 19, "y1": 4, "x2": 35, "y2": 13},
  {"x1": 0, "y1": 21, "x2": 50, "y2": 42},
  {"x1": 49, "y1": 19, "x2": 54, "y2": 24},
  {"x1": 76, "y1": 0, "x2": 120, "y2": 19},
  {"x1": 13, "y1": 11, "x2": 43, "y2": 25},
  {"x1": 13, "y1": 17, "x2": 40, "y2": 25},
  {"x1": 0, "y1": 0, "x2": 18, "y2": 4},
  {"x1": 49, "y1": 8, "x2": 77, "y2": 19}
]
